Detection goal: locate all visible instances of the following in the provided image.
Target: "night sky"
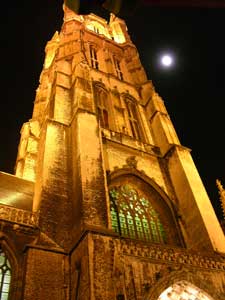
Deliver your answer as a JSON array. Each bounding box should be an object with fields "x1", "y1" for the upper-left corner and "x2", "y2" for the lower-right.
[{"x1": 0, "y1": 1, "x2": 224, "y2": 220}]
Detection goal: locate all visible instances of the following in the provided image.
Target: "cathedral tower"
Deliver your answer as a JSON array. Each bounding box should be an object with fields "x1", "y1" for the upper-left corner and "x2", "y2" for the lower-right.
[{"x1": 0, "y1": 4, "x2": 225, "y2": 300}]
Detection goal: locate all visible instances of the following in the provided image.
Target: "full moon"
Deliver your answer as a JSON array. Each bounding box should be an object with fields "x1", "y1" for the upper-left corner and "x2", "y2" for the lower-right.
[{"x1": 161, "y1": 54, "x2": 173, "y2": 67}]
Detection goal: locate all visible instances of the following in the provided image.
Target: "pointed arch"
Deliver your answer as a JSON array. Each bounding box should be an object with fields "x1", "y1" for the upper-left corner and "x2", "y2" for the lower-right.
[
  {"x1": 121, "y1": 94, "x2": 145, "y2": 141},
  {"x1": 93, "y1": 82, "x2": 111, "y2": 129},
  {"x1": 109, "y1": 168, "x2": 179, "y2": 217},
  {"x1": 147, "y1": 270, "x2": 219, "y2": 300},
  {"x1": 108, "y1": 168, "x2": 184, "y2": 246},
  {"x1": 158, "y1": 281, "x2": 214, "y2": 300}
]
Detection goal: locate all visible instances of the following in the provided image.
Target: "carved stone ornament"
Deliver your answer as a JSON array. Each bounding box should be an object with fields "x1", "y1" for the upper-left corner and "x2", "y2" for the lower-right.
[{"x1": 126, "y1": 156, "x2": 138, "y2": 169}]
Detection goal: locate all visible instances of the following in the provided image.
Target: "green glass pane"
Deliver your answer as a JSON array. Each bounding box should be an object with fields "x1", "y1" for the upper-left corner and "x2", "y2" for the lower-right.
[
  {"x1": 110, "y1": 205, "x2": 119, "y2": 233},
  {"x1": 112, "y1": 220, "x2": 117, "y2": 226},
  {"x1": 0, "y1": 249, "x2": 11, "y2": 300},
  {"x1": 119, "y1": 214, "x2": 125, "y2": 220},
  {"x1": 120, "y1": 223, "x2": 126, "y2": 229},
  {"x1": 143, "y1": 222, "x2": 149, "y2": 228},
  {"x1": 119, "y1": 216, "x2": 127, "y2": 227},
  {"x1": 110, "y1": 189, "x2": 119, "y2": 199},
  {"x1": 6, "y1": 260, "x2": 10, "y2": 269},
  {"x1": 0, "y1": 256, "x2": 5, "y2": 267},
  {"x1": 140, "y1": 197, "x2": 149, "y2": 207},
  {"x1": 2, "y1": 283, "x2": 10, "y2": 293},
  {"x1": 2, "y1": 293, "x2": 9, "y2": 300},
  {"x1": 111, "y1": 219, "x2": 118, "y2": 226},
  {"x1": 111, "y1": 209, "x2": 116, "y2": 215},
  {"x1": 158, "y1": 223, "x2": 166, "y2": 241},
  {"x1": 135, "y1": 206, "x2": 144, "y2": 214},
  {"x1": 143, "y1": 226, "x2": 150, "y2": 232},
  {"x1": 111, "y1": 214, "x2": 117, "y2": 220},
  {"x1": 120, "y1": 202, "x2": 128, "y2": 210}
]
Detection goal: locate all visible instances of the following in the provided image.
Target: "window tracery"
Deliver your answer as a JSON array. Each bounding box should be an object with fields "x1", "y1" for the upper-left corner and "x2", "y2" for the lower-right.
[
  {"x1": 109, "y1": 184, "x2": 166, "y2": 243},
  {"x1": 0, "y1": 249, "x2": 11, "y2": 300},
  {"x1": 125, "y1": 99, "x2": 143, "y2": 140},
  {"x1": 113, "y1": 57, "x2": 123, "y2": 80},
  {"x1": 111, "y1": 92, "x2": 127, "y2": 134},
  {"x1": 95, "y1": 86, "x2": 110, "y2": 129},
  {"x1": 90, "y1": 46, "x2": 99, "y2": 70}
]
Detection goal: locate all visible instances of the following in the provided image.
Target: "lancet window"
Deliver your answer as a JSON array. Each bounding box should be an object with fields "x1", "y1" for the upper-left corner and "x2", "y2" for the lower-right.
[
  {"x1": 112, "y1": 93, "x2": 127, "y2": 134},
  {"x1": 95, "y1": 87, "x2": 109, "y2": 129},
  {"x1": 0, "y1": 249, "x2": 11, "y2": 300},
  {"x1": 109, "y1": 184, "x2": 166, "y2": 243},
  {"x1": 90, "y1": 46, "x2": 99, "y2": 70},
  {"x1": 114, "y1": 57, "x2": 123, "y2": 80},
  {"x1": 126, "y1": 100, "x2": 142, "y2": 140}
]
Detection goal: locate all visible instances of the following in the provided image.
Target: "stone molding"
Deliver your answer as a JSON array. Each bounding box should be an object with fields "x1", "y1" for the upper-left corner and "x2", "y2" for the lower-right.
[
  {"x1": 120, "y1": 239, "x2": 225, "y2": 271},
  {"x1": 0, "y1": 204, "x2": 39, "y2": 227}
]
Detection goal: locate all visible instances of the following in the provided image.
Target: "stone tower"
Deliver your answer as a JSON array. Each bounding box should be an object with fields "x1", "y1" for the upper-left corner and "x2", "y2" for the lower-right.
[{"x1": 0, "y1": 4, "x2": 225, "y2": 300}]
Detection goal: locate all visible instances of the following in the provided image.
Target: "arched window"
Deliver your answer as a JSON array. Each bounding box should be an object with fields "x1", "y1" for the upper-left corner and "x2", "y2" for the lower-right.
[
  {"x1": 109, "y1": 184, "x2": 166, "y2": 243},
  {"x1": 95, "y1": 87, "x2": 109, "y2": 128},
  {"x1": 90, "y1": 46, "x2": 99, "y2": 70},
  {"x1": 125, "y1": 100, "x2": 143, "y2": 141},
  {"x1": 0, "y1": 248, "x2": 11, "y2": 300},
  {"x1": 113, "y1": 57, "x2": 123, "y2": 80}
]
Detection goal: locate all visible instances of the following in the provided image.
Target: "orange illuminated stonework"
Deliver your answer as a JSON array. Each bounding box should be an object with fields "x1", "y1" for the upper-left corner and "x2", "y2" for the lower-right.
[{"x1": 0, "y1": 3, "x2": 225, "y2": 300}]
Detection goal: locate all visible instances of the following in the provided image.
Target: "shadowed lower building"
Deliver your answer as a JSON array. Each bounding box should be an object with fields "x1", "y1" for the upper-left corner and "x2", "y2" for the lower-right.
[{"x1": 0, "y1": 3, "x2": 225, "y2": 300}]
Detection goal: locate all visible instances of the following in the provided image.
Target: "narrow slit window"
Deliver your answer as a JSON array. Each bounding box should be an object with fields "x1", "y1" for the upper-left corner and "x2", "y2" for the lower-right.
[
  {"x1": 114, "y1": 58, "x2": 123, "y2": 80},
  {"x1": 93, "y1": 26, "x2": 99, "y2": 34},
  {"x1": 96, "y1": 88, "x2": 110, "y2": 129},
  {"x1": 90, "y1": 46, "x2": 99, "y2": 70}
]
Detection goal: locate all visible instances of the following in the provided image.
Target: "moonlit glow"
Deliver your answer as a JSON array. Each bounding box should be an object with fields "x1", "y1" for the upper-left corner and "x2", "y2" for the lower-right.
[{"x1": 161, "y1": 54, "x2": 173, "y2": 67}]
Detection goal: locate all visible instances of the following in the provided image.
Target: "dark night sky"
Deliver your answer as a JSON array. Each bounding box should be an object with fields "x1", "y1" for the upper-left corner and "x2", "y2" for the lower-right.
[{"x1": 0, "y1": 1, "x2": 224, "y2": 220}]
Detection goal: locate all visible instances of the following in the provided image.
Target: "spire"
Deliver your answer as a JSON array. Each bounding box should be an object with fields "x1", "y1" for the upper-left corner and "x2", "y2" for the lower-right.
[{"x1": 216, "y1": 179, "x2": 225, "y2": 219}]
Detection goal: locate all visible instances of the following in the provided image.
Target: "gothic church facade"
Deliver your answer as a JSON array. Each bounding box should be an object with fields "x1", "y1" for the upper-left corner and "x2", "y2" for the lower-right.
[{"x1": 0, "y1": 4, "x2": 225, "y2": 300}]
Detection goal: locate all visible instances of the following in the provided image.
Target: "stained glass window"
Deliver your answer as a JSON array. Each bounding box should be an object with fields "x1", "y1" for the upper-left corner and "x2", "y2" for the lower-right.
[
  {"x1": 0, "y1": 249, "x2": 11, "y2": 300},
  {"x1": 109, "y1": 184, "x2": 166, "y2": 243}
]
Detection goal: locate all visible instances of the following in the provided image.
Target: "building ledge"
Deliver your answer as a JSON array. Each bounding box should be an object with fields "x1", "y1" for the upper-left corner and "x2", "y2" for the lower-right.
[{"x1": 101, "y1": 128, "x2": 160, "y2": 156}]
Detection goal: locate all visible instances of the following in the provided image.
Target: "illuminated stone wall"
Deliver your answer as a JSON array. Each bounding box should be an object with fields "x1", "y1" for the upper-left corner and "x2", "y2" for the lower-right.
[{"x1": 0, "y1": 3, "x2": 225, "y2": 300}]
